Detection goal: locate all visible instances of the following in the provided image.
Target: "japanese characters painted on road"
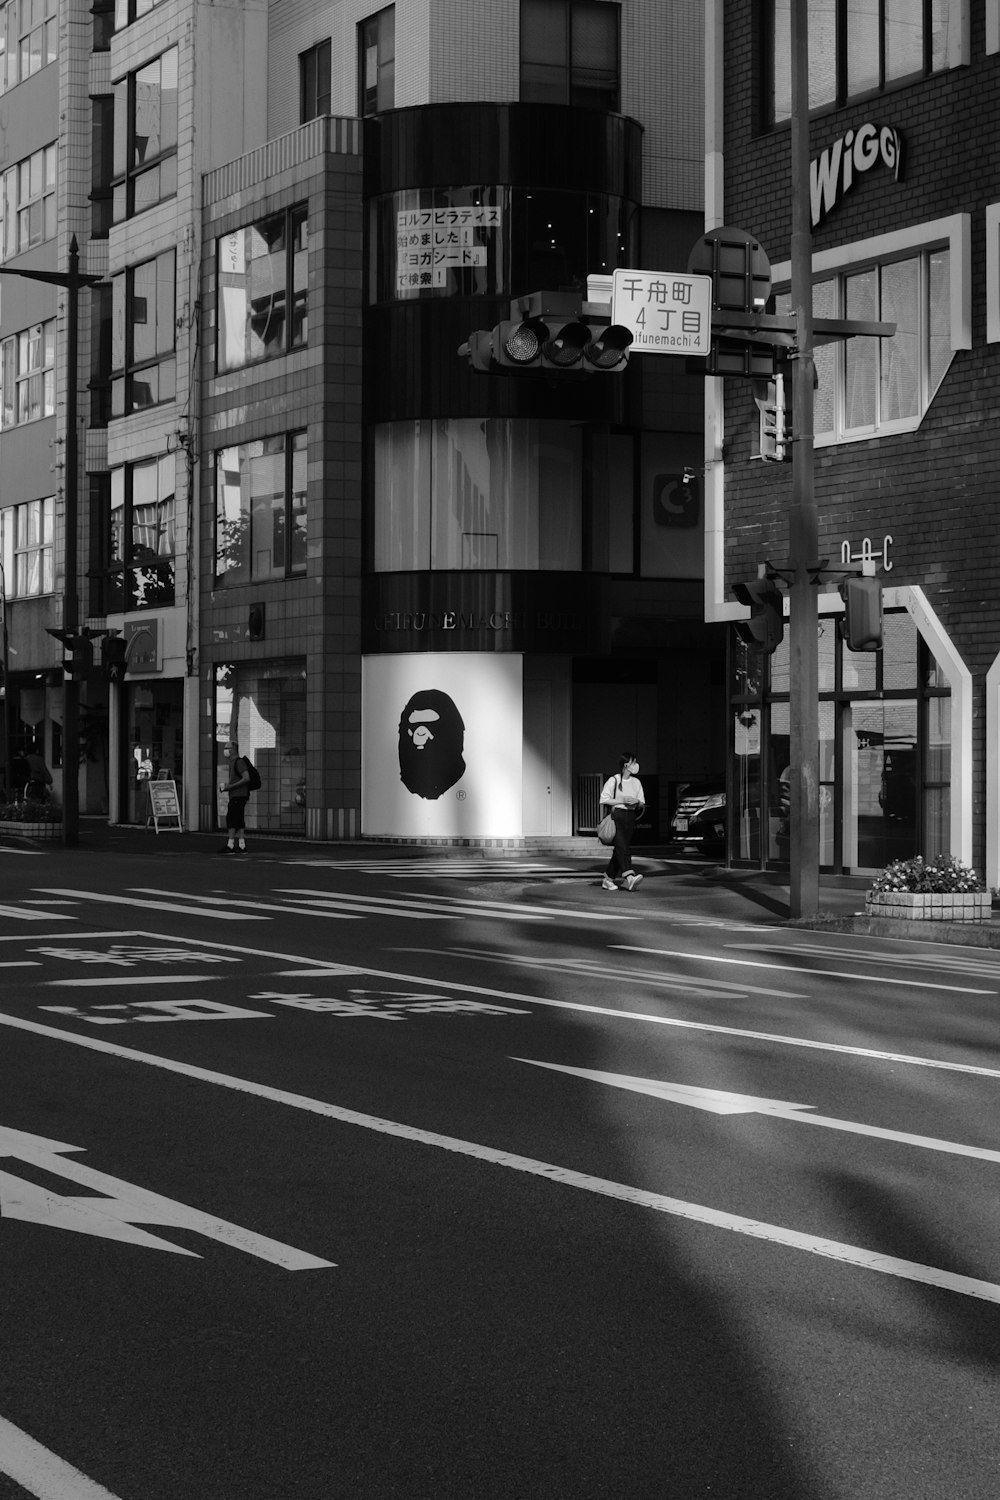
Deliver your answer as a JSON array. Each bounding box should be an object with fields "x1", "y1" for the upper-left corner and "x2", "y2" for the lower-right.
[
  {"x1": 611, "y1": 269, "x2": 713, "y2": 356},
  {"x1": 362, "y1": 653, "x2": 522, "y2": 838}
]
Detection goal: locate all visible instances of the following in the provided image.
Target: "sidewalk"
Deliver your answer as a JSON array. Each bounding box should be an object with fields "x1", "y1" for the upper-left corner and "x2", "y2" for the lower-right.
[{"x1": 3, "y1": 817, "x2": 1000, "y2": 949}]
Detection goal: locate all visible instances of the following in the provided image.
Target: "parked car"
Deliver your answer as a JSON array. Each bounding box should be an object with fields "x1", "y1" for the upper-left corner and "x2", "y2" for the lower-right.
[{"x1": 670, "y1": 782, "x2": 726, "y2": 855}]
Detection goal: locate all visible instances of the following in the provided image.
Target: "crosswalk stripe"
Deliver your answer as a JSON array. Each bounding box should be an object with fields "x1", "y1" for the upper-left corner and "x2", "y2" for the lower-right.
[
  {"x1": 34, "y1": 889, "x2": 263, "y2": 920},
  {"x1": 0, "y1": 902, "x2": 77, "y2": 922}
]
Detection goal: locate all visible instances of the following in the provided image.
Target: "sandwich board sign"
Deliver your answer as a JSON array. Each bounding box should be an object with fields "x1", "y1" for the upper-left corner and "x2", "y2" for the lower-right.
[{"x1": 148, "y1": 779, "x2": 183, "y2": 834}]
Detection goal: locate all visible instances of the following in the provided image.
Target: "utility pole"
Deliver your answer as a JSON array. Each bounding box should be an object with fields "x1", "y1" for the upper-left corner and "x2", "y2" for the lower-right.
[{"x1": 787, "y1": 0, "x2": 820, "y2": 917}]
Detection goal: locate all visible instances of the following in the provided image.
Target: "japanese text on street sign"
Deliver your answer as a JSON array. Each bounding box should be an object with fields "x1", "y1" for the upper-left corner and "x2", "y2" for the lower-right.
[{"x1": 611, "y1": 269, "x2": 713, "y2": 356}]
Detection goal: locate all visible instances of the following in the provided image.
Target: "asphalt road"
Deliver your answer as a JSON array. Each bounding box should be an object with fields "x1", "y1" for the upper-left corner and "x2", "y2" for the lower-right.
[{"x1": 2, "y1": 837, "x2": 1000, "y2": 1499}]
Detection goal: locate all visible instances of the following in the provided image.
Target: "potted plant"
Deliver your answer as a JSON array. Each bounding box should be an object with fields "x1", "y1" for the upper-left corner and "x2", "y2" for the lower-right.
[
  {"x1": 0, "y1": 796, "x2": 62, "y2": 841},
  {"x1": 865, "y1": 854, "x2": 990, "y2": 923}
]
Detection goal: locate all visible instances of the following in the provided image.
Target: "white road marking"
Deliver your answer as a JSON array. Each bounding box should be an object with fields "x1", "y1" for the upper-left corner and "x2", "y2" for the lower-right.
[
  {"x1": 1, "y1": 1019, "x2": 997, "y2": 1303},
  {"x1": 514, "y1": 1060, "x2": 1000, "y2": 1165},
  {"x1": 615, "y1": 944, "x2": 994, "y2": 996},
  {"x1": 448, "y1": 946, "x2": 803, "y2": 1001},
  {"x1": 0, "y1": 1414, "x2": 123, "y2": 1499},
  {"x1": 0, "y1": 1126, "x2": 332, "y2": 1269},
  {"x1": 45, "y1": 974, "x2": 223, "y2": 987},
  {"x1": 0, "y1": 902, "x2": 77, "y2": 921},
  {"x1": 33, "y1": 889, "x2": 263, "y2": 920},
  {"x1": 736, "y1": 940, "x2": 1000, "y2": 980},
  {"x1": 0, "y1": 961, "x2": 40, "y2": 968}
]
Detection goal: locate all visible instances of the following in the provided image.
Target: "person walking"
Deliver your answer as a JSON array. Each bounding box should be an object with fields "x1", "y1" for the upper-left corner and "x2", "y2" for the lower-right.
[
  {"x1": 219, "y1": 745, "x2": 253, "y2": 853},
  {"x1": 599, "y1": 754, "x2": 645, "y2": 892}
]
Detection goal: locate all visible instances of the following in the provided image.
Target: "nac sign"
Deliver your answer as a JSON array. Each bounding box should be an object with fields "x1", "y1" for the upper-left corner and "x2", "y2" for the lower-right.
[{"x1": 611, "y1": 269, "x2": 713, "y2": 356}]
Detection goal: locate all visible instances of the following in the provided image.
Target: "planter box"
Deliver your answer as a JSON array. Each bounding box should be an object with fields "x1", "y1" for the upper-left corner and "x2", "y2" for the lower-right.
[
  {"x1": 0, "y1": 820, "x2": 60, "y2": 841},
  {"x1": 865, "y1": 890, "x2": 991, "y2": 923}
]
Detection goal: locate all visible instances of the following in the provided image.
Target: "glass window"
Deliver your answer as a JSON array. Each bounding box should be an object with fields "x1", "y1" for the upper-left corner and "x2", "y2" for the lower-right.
[
  {"x1": 0, "y1": 143, "x2": 56, "y2": 261},
  {"x1": 107, "y1": 456, "x2": 176, "y2": 611},
  {"x1": 775, "y1": 247, "x2": 951, "y2": 445},
  {"x1": 520, "y1": 0, "x2": 620, "y2": 111},
  {"x1": 0, "y1": 318, "x2": 54, "y2": 429},
  {"x1": 359, "y1": 6, "x2": 394, "y2": 115},
  {"x1": 0, "y1": 497, "x2": 53, "y2": 597},
  {"x1": 216, "y1": 205, "x2": 308, "y2": 371},
  {"x1": 112, "y1": 48, "x2": 178, "y2": 222},
  {"x1": 767, "y1": 0, "x2": 964, "y2": 125},
  {"x1": 113, "y1": 0, "x2": 163, "y2": 30},
  {"x1": 214, "y1": 661, "x2": 306, "y2": 835},
  {"x1": 91, "y1": 97, "x2": 115, "y2": 238},
  {"x1": 373, "y1": 418, "x2": 582, "y2": 572},
  {"x1": 301, "y1": 39, "x2": 331, "y2": 122},
  {"x1": 111, "y1": 250, "x2": 176, "y2": 416},
  {"x1": 1, "y1": 0, "x2": 56, "y2": 93},
  {"x1": 215, "y1": 432, "x2": 308, "y2": 586}
]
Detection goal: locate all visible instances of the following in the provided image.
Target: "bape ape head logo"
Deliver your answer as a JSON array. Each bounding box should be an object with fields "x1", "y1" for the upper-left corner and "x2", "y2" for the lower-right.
[{"x1": 398, "y1": 690, "x2": 466, "y2": 800}]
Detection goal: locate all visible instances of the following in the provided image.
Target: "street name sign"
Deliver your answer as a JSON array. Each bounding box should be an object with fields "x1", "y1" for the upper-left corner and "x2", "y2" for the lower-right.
[{"x1": 611, "y1": 268, "x2": 713, "y2": 356}]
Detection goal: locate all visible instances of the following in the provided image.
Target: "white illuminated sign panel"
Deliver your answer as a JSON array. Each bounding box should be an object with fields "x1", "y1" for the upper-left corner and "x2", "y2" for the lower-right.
[{"x1": 611, "y1": 269, "x2": 713, "y2": 356}]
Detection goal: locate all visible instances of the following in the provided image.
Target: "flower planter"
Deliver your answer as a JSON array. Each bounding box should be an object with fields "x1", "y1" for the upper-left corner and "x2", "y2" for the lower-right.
[
  {"x1": 0, "y1": 820, "x2": 60, "y2": 841},
  {"x1": 865, "y1": 890, "x2": 991, "y2": 923}
]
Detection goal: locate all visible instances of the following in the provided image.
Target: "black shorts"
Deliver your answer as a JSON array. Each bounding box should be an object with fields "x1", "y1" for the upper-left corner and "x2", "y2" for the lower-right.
[{"x1": 226, "y1": 797, "x2": 249, "y2": 830}]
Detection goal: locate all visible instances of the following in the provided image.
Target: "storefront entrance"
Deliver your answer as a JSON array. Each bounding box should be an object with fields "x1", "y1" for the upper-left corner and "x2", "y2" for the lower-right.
[
  {"x1": 122, "y1": 679, "x2": 185, "y2": 825},
  {"x1": 730, "y1": 612, "x2": 950, "y2": 874}
]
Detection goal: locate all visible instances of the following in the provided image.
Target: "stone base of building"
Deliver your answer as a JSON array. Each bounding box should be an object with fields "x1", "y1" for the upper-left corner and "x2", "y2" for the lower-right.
[{"x1": 864, "y1": 891, "x2": 991, "y2": 922}]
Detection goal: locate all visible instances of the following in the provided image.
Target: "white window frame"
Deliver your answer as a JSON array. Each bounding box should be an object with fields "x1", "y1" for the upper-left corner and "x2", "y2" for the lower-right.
[
  {"x1": 770, "y1": 214, "x2": 970, "y2": 448},
  {"x1": 0, "y1": 144, "x2": 57, "y2": 262},
  {"x1": 0, "y1": 318, "x2": 55, "y2": 429},
  {"x1": 0, "y1": 496, "x2": 54, "y2": 598}
]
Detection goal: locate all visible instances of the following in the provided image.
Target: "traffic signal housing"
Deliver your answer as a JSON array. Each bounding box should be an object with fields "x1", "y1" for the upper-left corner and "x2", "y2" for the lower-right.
[
  {"x1": 840, "y1": 575, "x2": 883, "y2": 652},
  {"x1": 459, "y1": 292, "x2": 633, "y2": 375},
  {"x1": 102, "y1": 633, "x2": 128, "y2": 683},
  {"x1": 752, "y1": 372, "x2": 792, "y2": 462},
  {"x1": 46, "y1": 628, "x2": 95, "y2": 680},
  {"x1": 732, "y1": 576, "x2": 785, "y2": 655}
]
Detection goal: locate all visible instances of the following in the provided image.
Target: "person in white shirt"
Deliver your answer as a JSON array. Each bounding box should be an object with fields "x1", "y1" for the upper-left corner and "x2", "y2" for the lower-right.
[{"x1": 599, "y1": 753, "x2": 645, "y2": 891}]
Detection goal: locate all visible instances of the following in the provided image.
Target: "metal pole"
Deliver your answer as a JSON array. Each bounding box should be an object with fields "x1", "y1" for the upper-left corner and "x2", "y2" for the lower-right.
[
  {"x1": 62, "y1": 236, "x2": 81, "y2": 848},
  {"x1": 788, "y1": 0, "x2": 819, "y2": 916}
]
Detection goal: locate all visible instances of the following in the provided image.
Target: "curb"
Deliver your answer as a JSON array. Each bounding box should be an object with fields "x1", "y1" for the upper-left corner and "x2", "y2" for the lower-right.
[{"x1": 790, "y1": 912, "x2": 1000, "y2": 948}]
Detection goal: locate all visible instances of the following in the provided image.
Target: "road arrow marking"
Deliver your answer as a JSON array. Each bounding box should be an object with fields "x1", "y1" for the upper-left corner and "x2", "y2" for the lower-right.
[
  {"x1": 0, "y1": 1127, "x2": 334, "y2": 1270},
  {"x1": 513, "y1": 1059, "x2": 1000, "y2": 1164}
]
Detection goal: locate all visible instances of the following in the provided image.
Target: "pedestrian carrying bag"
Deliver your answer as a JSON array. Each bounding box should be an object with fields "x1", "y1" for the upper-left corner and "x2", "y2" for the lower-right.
[
  {"x1": 242, "y1": 758, "x2": 262, "y2": 792},
  {"x1": 597, "y1": 813, "x2": 617, "y2": 845}
]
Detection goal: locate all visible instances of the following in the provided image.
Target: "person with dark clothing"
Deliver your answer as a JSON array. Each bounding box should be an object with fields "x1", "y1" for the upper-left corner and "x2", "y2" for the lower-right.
[
  {"x1": 219, "y1": 745, "x2": 252, "y2": 852},
  {"x1": 599, "y1": 753, "x2": 646, "y2": 891},
  {"x1": 25, "y1": 752, "x2": 53, "y2": 802}
]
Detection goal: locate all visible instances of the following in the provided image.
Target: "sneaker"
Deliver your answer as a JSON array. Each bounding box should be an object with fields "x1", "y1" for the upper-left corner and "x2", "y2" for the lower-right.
[
  {"x1": 601, "y1": 876, "x2": 619, "y2": 891},
  {"x1": 622, "y1": 871, "x2": 643, "y2": 891},
  {"x1": 237, "y1": 841, "x2": 246, "y2": 852},
  {"x1": 221, "y1": 844, "x2": 236, "y2": 853}
]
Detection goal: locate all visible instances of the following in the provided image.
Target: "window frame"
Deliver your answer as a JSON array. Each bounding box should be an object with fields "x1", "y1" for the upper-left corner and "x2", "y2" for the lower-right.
[
  {"x1": 519, "y1": 0, "x2": 621, "y2": 113},
  {"x1": 358, "y1": 6, "x2": 394, "y2": 116},
  {"x1": 0, "y1": 496, "x2": 54, "y2": 599},
  {"x1": 108, "y1": 455, "x2": 177, "y2": 612},
  {"x1": 112, "y1": 47, "x2": 179, "y2": 223},
  {"x1": 764, "y1": 0, "x2": 969, "y2": 128},
  {"x1": 215, "y1": 204, "x2": 309, "y2": 373},
  {"x1": 1, "y1": 0, "x2": 57, "y2": 95},
  {"x1": 111, "y1": 248, "x2": 177, "y2": 416},
  {"x1": 300, "y1": 38, "x2": 331, "y2": 123},
  {"x1": 214, "y1": 431, "x2": 308, "y2": 588},
  {"x1": 0, "y1": 143, "x2": 56, "y2": 262},
  {"x1": 0, "y1": 317, "x2": 55, "y2": 429},
  {"x1": 770, "y1": 214, "x2": 970, "y2": 447}
]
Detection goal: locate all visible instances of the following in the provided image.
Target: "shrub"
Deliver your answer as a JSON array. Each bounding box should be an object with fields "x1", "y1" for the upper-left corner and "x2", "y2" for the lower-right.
[
  {"x1": 868, "y1": 853, "x2": 984, "y2": 896},
  {"x1": 0, "y1": 797, "x2": 60, "y2": 824}
]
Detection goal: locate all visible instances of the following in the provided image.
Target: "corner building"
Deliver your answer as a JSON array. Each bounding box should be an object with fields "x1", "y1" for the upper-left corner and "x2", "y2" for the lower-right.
[{"x1": 705, "y1": 0, "x2": 1000, "y2": 883}]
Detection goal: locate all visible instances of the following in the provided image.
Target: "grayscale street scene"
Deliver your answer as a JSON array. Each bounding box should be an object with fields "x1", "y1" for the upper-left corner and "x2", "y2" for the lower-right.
[{"x1": 2, "y1": 0, "x2": 998, "y2": 1494}]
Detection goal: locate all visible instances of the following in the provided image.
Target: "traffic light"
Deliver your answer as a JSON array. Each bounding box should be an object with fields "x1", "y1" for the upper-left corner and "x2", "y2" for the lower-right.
[
  {"x1": 752, "y1": 372, "x2": 792, "y2": 462},
  {"x1": 46, "y1": 628, "x2": 95, "y2": 679},
  {"x1": 101, "y1": 633, "x2": 128, "y2": 683},
  {"x1": 840, "y1": 575, "x2": 883, "y2": 652},
  {"x1": 459, "y1": 292, "x2": 633, "y2": 375},
  {"x1": 732, "y1": 576, "x2": 784, "y2": 655}
]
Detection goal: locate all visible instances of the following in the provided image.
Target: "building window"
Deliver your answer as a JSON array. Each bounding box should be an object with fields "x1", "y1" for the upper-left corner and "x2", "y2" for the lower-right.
[
  {"x1": 91, "y1": 98, "x2": 115, "y2": 238},
  {"x1": 0, "y1": 497, "x2": 54, "y2": 598},
  {"x1": 216, "y1": 206, "x2": 308, "y2": 372},
  {"x1": 112, "y1": 48, "x2": 178, "y2": 222},
  {"x1": 108, "y1": 456, "x2": 176, "y2": 611},
  {"x1": 1, "y1": 0, "x2": 57, "y2": 94},
  {"x1": 0, "y1": 319, "x2": 54, "y2": 429},
  {"x1": 359, "y1": 6, "x2": 394, "y2": 115},
  {"x1": 0, "y1": 145, "x2": 56, "y2": 261},
  {"x1": 766, "y1": 0, "x2": 967, "y2": 125},
  {"x1": 111, "y1": 250, "x2": 176, "y2": 416},
  {"x1": 776, "y1": 246, "x2": 951, "y2": 443},
  {"x1": 215, "y1": 432, "x2": 308, "y2": 587},
  {"x1": 113, "y1": 0, "x2": 164, "y2": 29},
  {"x1": 93, "y1": 0, "x2": 114, "y2": 50},
  {"x1": 520, "y1": 0, "x2": 620, "y2": 112},
  {"x1": 300, "y1": 39, "x2": 331, "y2": 122}
]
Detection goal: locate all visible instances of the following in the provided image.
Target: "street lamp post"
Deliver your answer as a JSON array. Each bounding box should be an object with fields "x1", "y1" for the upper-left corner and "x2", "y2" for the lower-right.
[{"x1": 0, "y1": 236, "x2": 103, "y2": 847}]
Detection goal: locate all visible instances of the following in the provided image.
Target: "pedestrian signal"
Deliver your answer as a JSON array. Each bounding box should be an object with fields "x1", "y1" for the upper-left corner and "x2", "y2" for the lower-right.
[{"x1": 752, "y1": 372, "x2": 792, "y2": 462}]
